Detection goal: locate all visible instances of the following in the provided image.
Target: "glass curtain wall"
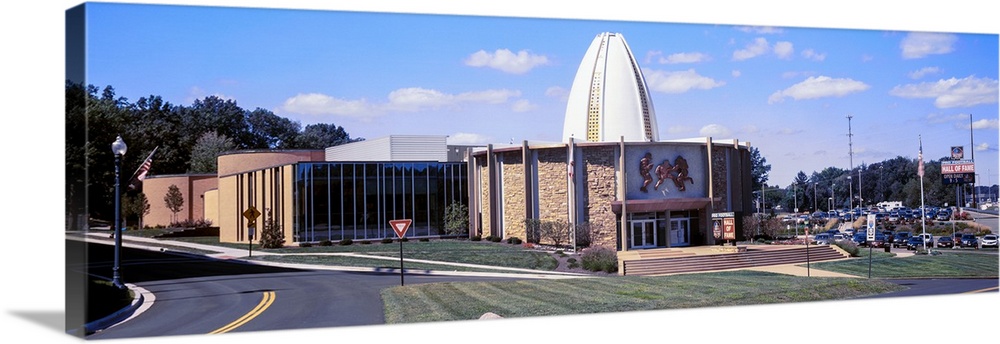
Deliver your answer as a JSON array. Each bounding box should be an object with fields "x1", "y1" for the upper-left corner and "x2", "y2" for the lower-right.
[{"x1": 295, "y1": 162, "x2": 467, "y2": 243}]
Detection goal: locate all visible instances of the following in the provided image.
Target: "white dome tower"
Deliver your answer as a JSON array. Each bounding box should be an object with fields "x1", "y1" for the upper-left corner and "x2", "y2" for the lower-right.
[{"x1": 562, "y1": 32, "x2": 658, "y2": 142}]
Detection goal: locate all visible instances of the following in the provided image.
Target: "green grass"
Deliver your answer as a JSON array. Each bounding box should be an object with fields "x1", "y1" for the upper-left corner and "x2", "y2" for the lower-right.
[
  {"x1": 809, "y1": 249, "x2": 999, "y2": 278},
  {"x1": 381, "y1": 271, "x2": 905, "y2": 324}
]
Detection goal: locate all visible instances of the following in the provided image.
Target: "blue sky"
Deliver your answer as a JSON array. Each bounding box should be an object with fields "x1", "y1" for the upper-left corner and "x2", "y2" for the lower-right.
[
  {"x1": 79, "y1": 2, "x2": 999, "y2": 187},
  {"x1": 3, "y1": 1, "x2": 999, "y2": 343}
]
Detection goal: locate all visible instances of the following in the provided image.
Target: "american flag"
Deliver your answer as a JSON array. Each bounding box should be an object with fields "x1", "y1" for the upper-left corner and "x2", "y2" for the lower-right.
[
  {"x1": 128, "y1": 146, "x2": 158, "y2": 190},
  {"x1": 917, "y1": 136, "x2": 924, "y2": 177}
]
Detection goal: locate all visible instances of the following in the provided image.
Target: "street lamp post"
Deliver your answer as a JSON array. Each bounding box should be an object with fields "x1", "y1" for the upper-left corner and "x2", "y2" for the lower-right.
[{"x1": 111, "y1": 135, "x2": 127, "y2": 289}]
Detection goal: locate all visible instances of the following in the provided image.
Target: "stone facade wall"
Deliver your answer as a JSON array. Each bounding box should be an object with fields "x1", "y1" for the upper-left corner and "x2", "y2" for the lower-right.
[
  {"x1": 580, "y1": 146, "x2": 619, "y2": 248},
  {"x1": 500, "y1": 152, "x2": 526, "y2": 240},
  {"x1": 536, "y1": 148, "x2": 568, "y2": 223},
  {"x1": 477, "y1": 157, "x2": 491, "y2": 238}
]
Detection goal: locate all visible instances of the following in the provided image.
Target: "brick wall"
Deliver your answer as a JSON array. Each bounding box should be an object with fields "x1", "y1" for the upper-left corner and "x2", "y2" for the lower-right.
[{"x1": 500, "y1": 152, "x2": 526, "y2": 240}]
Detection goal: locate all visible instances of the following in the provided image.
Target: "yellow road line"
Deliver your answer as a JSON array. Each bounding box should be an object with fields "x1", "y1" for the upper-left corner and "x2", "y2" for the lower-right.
[
  {"x1": 964, "y1": 286, "x2": 999, "y2": 293},
  {"x1": 209, "y1": 291, "x2": 275, "y2": 334}
]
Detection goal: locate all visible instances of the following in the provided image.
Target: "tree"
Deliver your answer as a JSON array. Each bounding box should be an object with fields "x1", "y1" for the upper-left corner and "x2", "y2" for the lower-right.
[
  {"x1": 164, "y1": 184, "x2": 184, "y2": 224},
  {"x1": 258, "y1": 208, "x2": 285, "y2": 248},
  {"x1": 443, "y1": 202, "x2": 468, "y2": 235},
  {"x1": 292, "y1": 123, "x2": 361, "y2": 149},
  {"x1": 123, "y1": 192, "x2": 150, "y2": 229},
  {"x1": 189, "y1": 132, "x2": 235, "y2": 173},
  {"x1": 749, "y1": 146, "x2": 771, "y2": 191},
  {"x1": 246, "y1": 108, "x2": 301, "y2": 149}
]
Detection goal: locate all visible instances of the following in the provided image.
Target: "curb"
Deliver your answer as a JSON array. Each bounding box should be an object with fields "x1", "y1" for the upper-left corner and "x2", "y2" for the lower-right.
[{"x1": 68, "y1": 283, "x2": 146, "y2": 336}]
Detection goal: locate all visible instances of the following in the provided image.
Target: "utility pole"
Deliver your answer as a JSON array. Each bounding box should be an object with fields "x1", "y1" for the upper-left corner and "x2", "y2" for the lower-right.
[{"x1": 847, "y1": 115, "x2": 854, "y2": 219}]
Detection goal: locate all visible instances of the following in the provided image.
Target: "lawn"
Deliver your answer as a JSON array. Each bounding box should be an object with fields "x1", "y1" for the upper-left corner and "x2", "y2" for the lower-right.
[{"x1": 380, "y1": 270, "x2": 905, "y2": 324}]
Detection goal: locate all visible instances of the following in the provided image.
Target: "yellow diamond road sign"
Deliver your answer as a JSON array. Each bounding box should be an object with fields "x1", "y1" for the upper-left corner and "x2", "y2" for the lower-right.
[{"x1": 243, "y1": 206, "x2": 261, "y2": 221}]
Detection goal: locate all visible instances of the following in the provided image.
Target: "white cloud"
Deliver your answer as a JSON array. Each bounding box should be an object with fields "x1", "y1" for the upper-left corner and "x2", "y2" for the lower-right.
[
  {"x1": 768, "y1": 76, "x2": 870, "y2": 104},
  {"x1": 545, "y1": 86, "x2": 568, "y2": 98},
  {"x1": 773, "y1": 41, "x2": 794, "y2": 59},
  {"x1": 644, "y1": 69, "x2": 726, "y2": 93},
  {"x1": 731, "y1": 70, "x2": 742, "y2": 78},
  {"x1": 464, "y1": 49, "x2": 549, "y2": 74},
  {"x1": 700, "y1": 124, "x2": 732, "y2": 137},
  {"x1": 742, "y1": 125, "x2": 760, "y2": 134},
  {"x1": 801, "y1": 49, "x2": 826, "y2": 61},
  {"x1": 281, "y1": 93, "x2": 376, "y2": 118},
  {"x1": 664, "y1": 52, "x2": 710, "y2": 64},
  {"x1": 975, "y1": 142, "x2": 991, "y2": 151},
  {"x1": 447, "y1": 132, "x2": 493, "y2": 145},
  {"x1": 900, "y1": 32, "x2": 958, "y2": 59},
  {"x1": 186, "y1": 86, "x2": 234, "y2": 104},
  {"x1": 889, "y1": 76, "x2": 998, "y2": 108},
  {"x1": 281, "y1": 88, "x2": 522, "y2": 118},
  {"x1": 908, "y1": 67, "x2": 941, "y2": 79},
  {"x1": 971, "y1": 118, "x2": 999, "y2": 129},
  {"x1": 666, "y1": 125, "x2": 693, "y2": 134},
  {"x1": 776, "y1": 128, "x2": 803, "y2": 135},
  {"x1": 732, "y1": 37, "x2": 771, "y2": 61},
  {"x1": 735, "y1": 26, "x2": 783, "y2": 34},
  {"x1": 511, "y1": 99, "x2": 534, "y2": 112}
]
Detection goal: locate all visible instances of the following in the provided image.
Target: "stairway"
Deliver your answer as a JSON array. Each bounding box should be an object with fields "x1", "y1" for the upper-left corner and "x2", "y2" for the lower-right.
[{"x1": 621, "y1": 245, "x2": 849, "y2": 276}]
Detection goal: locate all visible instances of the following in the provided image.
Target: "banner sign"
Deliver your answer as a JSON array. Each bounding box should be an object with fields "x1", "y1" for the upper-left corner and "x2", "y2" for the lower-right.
[{"x1": 941, "y1": 160, "x2": 975, "y2": 174}]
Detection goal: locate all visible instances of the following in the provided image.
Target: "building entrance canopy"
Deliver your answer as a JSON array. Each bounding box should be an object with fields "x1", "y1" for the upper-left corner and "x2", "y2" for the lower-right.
[{"x1": 610, "y1": 198, "x2": 712, "y2": 214}]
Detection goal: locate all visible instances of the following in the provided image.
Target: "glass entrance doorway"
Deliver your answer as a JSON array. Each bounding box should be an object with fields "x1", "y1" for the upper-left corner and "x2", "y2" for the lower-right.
[
  {"x1": 670, "y1": 218, "x2": 690, "y2": 246},
  {"x1": 630, "y1": 220, "x2": 657, "y2": 248}
]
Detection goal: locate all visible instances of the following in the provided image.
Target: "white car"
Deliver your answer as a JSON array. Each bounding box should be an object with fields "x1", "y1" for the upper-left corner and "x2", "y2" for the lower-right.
[{"x1": 982, "y1": 234, "x2": 998, "y2": 249}]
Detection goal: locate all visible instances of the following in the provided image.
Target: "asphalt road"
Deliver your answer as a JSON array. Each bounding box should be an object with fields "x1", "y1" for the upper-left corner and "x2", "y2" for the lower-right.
[
  {"x1": 72, "y1": 240, "x2": 521, "y2": 339},
  {"x1": 71, "y1": 238, "x2": 997, "y2": 340}
]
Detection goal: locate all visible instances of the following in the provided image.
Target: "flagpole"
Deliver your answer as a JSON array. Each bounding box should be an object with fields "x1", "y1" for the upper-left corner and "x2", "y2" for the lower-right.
[{"x1": 919, "y1": 135, "x2": 927, "y2": 252}]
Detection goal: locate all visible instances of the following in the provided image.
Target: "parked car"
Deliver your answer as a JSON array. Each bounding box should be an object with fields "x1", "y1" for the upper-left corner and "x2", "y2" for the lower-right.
[
  {"x1": 832, "y1": 233, "x2": 846, "y2": 242},
  {"x1": 960, "y1": 234, "x2": 979, "y2": 249},
  {"x1": 814, "y1": 233, "x2": 833, "y2": 245},
  {"x1": 982, "y1": 234, "x2": 999, "y2": 249},
  {"x1": 870, "y1": 234, "x2": 888, "y2": 248},
  {"x1": 852, "y1": 233, "x2": 868, "y2": 247},
  {"x1": 905, "y1": 236, "x2": 925, "y2": 250},
  {"x1": 915, "y1": 233, "x2": 933, "y2": 247},
  {"x1": 936, "y1": 236, "x2": 954, "y2": 248},
  {"x1": 892, "y1": 232, "x2": 911, "y2": 248},
  {"x1": 935, "y1": 211, "x2": 951, "y2": 221}
]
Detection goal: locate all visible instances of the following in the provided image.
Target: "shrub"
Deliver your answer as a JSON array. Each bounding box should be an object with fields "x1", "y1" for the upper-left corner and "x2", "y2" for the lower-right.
[
  {"x1": 338, "y1": 239, "x2": 353, "y2": 246},
  {"x1": 258, "y1": 209, "x2": 284, "y2": 249},
  {"x1": 298, "y1": 242, "x2": 312, "y2": 248},
  {"x1": 360, "y1": 240, "x2": 371, "y2": 245},
  {"x1": 398, "y1": 237, "x2": 409, "y2": 243},
  {"x1": 419, "y1": 238, "x2": 430, "y2": 242},
  {"x1": 833, "y1": 240, "x2": 860, "y2": 257},
  {"x1": 471, "y1": 235, "x2": 482, "y2": 241},
  {"x1": 506, "y1": 237, "x2": 523, "y2": 245},
  {"x1": 486, "y1": 235, "x2": 502, "y2": 242},
  {"x1": 319, "y1": 240, "x2": 333, "y2": 246},
  {"x1": 444, "y1": 202, "x2": 469, "y2": 235},
  {"x1": 381, "y1": 238, "x2": 394, "y2": 244},
  {"x1": 580, "y1": 246, "x2": 618, "y2": 273}
]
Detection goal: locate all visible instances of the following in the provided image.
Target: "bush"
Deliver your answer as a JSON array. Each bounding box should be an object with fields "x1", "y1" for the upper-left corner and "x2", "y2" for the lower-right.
[
  {"x1": 338, "y1": 239, "x2": 353, "y2": 246},
  {"x1": 419, "y1": 238, "x2": 430, "y2": 242},
  {"x1": 833, "y1": 240, "x2": 860, "y2": 257},
  {"x1": 580, "y1": 246, "x2": 618, "y2": 273},
  {"x1": 506, "y1": 237, "x2": 523, "y2": 245},
  {"x1": 381, "y1": 238, "x2": 394, "y2": 244},
  {"x1": 360, "y1": 240, "x2": 371, "y2": 245},
  {"x1": 444, "y1": 202, "x2": 469, "y2": 235},
  {"x1": 299, "y1": 242, "x2": 313, "y2": 248},
  {"x1": 485, "y1": 235, "x2": 502, "y2": 242},
  {"x1": 471, "y1": 235, "x2": 482, "y2": 241},
  {"x1": 258, "y1": 209, "x2": 284, "y2": 249},
  {"x1": 398, "y1": 237, "x2": 409, "y2": 243},
  {"x1": 319, "y1": 240, "x2": 333, "y2": 246}
]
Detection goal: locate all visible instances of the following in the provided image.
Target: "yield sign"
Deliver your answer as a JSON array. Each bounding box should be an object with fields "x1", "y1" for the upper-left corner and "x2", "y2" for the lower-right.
[{"x1": 389, "y1": 219, "x2": 412, "y2": 238}]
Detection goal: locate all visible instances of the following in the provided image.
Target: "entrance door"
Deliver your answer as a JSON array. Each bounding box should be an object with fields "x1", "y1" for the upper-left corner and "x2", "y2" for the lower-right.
[
  {"x1": 670, "y1": 218, "x2": 690, "y2": 247},
  {"x1": 630, "y1": 220, "x2": 657, "y2": 249}
]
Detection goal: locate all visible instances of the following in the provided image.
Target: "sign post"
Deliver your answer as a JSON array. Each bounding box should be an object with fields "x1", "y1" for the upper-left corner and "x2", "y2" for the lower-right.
[
  {"x1": 243, "y1": 206, "x2": 262, "y2": 257},
  {"x1": 867, "y1": 215, "x2": 876, "y2": 278},
  {"x1": 389, "y1": 219, "x2": 412, "y2": 286}
]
